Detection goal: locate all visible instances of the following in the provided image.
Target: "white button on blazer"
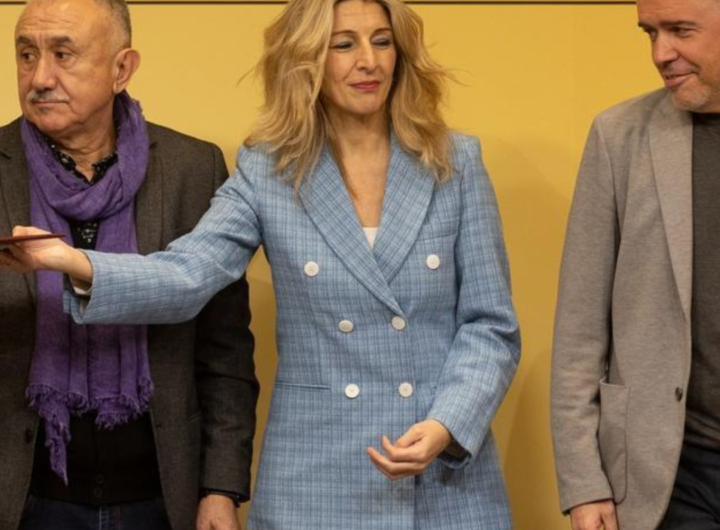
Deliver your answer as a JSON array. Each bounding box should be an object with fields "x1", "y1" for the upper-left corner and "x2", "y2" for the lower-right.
[
  {"x1": 391, "y1": 316, "x2": 406, "y2": 331},
  {"x1": 398, "y1": 382, "x2": 414, "y2": 398},
  {"x1": 338, "y1": 320, "x2": 354, "y2": 333},
  {"x1": 304, "y1": 261, "x2": 320, "y2": 277}
]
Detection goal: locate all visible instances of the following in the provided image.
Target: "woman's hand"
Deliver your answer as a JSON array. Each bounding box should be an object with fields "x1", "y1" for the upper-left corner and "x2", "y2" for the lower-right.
[
  {"x1": 0, "y1": 226, "x2": 93, "y2": 284},
  {"x1": 367, "y1": 419, "x2": 452, "y2": 480},
  {"x1": 0, "y1": 226, "x2": 65, "y2": 273}
]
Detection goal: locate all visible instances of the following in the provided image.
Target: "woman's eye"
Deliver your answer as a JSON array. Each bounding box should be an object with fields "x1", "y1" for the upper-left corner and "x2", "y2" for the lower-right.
[
  {"x1": 372, "y1": 38, "x2": 392, "y2": 48},
  {"x1": 332, "y1": 41, "x2": 353, "y2": 50}
]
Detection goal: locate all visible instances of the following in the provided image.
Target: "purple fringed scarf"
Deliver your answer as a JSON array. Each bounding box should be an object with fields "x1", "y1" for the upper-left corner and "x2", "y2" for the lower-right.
[{"x1": 22, "y1": 92, "x2": 153, "y2": 483}]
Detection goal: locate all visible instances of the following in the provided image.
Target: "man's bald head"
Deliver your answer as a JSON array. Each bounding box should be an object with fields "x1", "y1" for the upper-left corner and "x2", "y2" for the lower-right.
[{"x1": 25, "y1": 0, "x2": 132, "y2": 51}]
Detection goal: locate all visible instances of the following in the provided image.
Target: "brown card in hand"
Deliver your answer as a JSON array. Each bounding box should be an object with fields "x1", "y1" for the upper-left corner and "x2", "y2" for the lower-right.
[{"x1": 0, "y1": 233, "x2": 65, "y2": 249}]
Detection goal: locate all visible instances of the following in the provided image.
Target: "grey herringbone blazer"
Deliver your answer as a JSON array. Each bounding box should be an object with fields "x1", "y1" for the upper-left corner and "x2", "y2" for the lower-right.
[{"x1": 552, "y1": 89, "x2": 694, "y2": 530}]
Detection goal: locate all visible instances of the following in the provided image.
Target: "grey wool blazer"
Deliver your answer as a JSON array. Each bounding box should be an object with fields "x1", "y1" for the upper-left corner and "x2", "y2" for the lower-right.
[
  {"x1": 551, "y1": 89, "x2": 694, "y2": 530},
  {"x1": 0, "y1": 119, "x2": 258, "y2": 530}
]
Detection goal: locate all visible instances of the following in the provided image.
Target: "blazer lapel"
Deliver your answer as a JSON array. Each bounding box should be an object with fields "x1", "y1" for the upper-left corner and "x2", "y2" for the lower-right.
[
  {"x1": 135, "y1": 135, "x2": 163, "y2": 255},
  {"x1": 300, "y1": 147, "x2": 403, "y2": 315},
  {"x1": 0, "y1": 120, "x2": 36, "y2": 301},
  {"x1": 649, "y1": 93, "x2": 693, "y2": 320},
  {"x1": 373, "y1": 137, "x2": 435, "y2": 283}
]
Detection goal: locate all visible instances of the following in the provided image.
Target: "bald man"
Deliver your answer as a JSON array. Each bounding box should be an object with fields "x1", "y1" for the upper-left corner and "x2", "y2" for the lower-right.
[{"x1": 0, "y1": 1, "x2": 257, "y2": 529}]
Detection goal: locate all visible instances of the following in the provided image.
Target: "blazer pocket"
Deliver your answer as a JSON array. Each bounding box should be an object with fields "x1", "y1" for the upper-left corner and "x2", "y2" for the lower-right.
[
  {"x1": 415, "y1": 219, "x2": 458, "y2": 242},
  {"x1": 598, "y1": 380, "x2": 629, "y2": 503},
  {"x1": 274, "y1": 380, "x2": 331, "y2": 392}
]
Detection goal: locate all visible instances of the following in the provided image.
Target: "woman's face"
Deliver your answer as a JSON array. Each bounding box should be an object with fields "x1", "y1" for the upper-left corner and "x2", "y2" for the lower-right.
[{"x1": 321, "y1": 0, "x2": 397, "y2": 122}]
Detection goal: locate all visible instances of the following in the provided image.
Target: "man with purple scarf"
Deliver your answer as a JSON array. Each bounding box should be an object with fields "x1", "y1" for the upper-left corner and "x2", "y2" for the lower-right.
[{"x1": 0, "y1": 0, "x2": 257, "y2": 529}]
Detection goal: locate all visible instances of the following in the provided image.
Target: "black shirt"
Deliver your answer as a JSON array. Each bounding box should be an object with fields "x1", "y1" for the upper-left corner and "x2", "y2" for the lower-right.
[{"x1": 687, "y1": 112, "x2": 720, "y2": 451}]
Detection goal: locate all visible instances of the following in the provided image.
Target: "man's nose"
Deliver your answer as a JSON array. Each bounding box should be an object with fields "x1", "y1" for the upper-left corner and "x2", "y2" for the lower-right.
[
  {"x1": 31, "y1": 55, "x2": 58, "y2": 92},
  {"x1": 652, "y1": 34, "x2": 679, "y2": 68}
]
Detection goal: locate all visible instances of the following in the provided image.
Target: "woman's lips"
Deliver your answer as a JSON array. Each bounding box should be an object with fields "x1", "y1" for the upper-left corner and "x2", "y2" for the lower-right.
[{"x1": 351, "y1": 81, "x2": 381, "y2": 91}]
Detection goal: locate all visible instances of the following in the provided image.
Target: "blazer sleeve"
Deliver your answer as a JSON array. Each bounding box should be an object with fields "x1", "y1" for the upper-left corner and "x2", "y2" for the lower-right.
[
  {"x1": 64, "y1": 147, "x2": 264, "y2": 325},
  {"x1": 550, "y1": 118, "x2": 618, "y2": 512},
  {"x1": 426, "y1": 136, "x2": 521, "y2": 468},
  {"x1": 194, "y1": 146, "x2": 259, "y2": 501}
]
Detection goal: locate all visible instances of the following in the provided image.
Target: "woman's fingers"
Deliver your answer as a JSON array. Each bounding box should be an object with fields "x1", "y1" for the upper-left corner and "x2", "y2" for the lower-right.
[{"x1": 366, "y1": 446, "x2": 425, "y2": 479}]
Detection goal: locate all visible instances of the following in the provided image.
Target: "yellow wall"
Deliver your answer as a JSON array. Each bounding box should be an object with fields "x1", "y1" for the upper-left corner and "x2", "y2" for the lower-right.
[{"x1": 0, "y1": 2, "x2": 659, "y2": 528}]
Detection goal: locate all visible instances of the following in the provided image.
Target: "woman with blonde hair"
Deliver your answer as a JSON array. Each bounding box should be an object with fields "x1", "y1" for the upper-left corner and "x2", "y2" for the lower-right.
[{"x1": 2, "y1": 0, "x2": 520, "y2": 527}]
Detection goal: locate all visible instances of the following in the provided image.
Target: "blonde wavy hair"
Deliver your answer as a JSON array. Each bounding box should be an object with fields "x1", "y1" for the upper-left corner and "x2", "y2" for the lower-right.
[{"x1": 244, "y1": 0, "x2": 453, "y2": 189}]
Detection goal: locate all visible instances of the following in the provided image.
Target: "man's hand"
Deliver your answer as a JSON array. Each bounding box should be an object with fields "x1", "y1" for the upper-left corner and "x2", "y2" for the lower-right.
[
  {"x1": 196, "y1": 494, "x2": 241, "y2": 530},
  {"x1": 367, "y1": 419, "x2": 452, "y2": 480},
  {"x1": 569, "y1": 500, "x2": 618, "y2": 530}
]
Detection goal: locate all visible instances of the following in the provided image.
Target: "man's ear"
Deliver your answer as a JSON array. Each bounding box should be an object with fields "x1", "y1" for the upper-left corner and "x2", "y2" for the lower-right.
[{"x1": 112, "y1": 48, "x2": 141, "y2": 94}]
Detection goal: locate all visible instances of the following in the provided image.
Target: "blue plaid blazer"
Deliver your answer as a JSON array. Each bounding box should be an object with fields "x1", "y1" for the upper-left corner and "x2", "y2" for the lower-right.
[{"x1": 68, "y1": 133, "x2": 520, "y2": 530}]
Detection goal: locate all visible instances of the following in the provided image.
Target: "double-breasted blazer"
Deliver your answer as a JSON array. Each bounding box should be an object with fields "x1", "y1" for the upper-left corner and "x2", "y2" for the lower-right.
[
  {"x1": 0, "y1": 119, "x2": 258, "y2": 530},
  {"x1": 552, "y1": 89, "x2": 696, "y2": 530},
  {"x1": 67, "y1": 133, "x2": 520, "y2": 530}
]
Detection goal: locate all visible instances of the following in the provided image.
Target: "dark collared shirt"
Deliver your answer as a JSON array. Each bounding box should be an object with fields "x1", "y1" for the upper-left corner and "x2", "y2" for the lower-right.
[
  {"x1": 687, "y1": 112, "x2": 720, "y2": 452},
  {"x1": 685, "y1": 114, "x2": 720, "y2": 451}
]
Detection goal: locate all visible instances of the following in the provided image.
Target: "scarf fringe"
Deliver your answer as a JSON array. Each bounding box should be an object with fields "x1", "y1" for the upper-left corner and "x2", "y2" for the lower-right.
[
  {"x1": 26, "y1": 384, "x2": 91, "y2": 415},
  {"x1": 94, "y1": 376, "x2": 154, "y2": 429},
  {"x1": 26, "y1": 376, "x2": 154, "y2": 482},
  {"x1": 27, "y1": 378, "x2": 154, "y2": 424},
  {"x1": 26, "y1": 385, "x2": 72, "y2": 484}
]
